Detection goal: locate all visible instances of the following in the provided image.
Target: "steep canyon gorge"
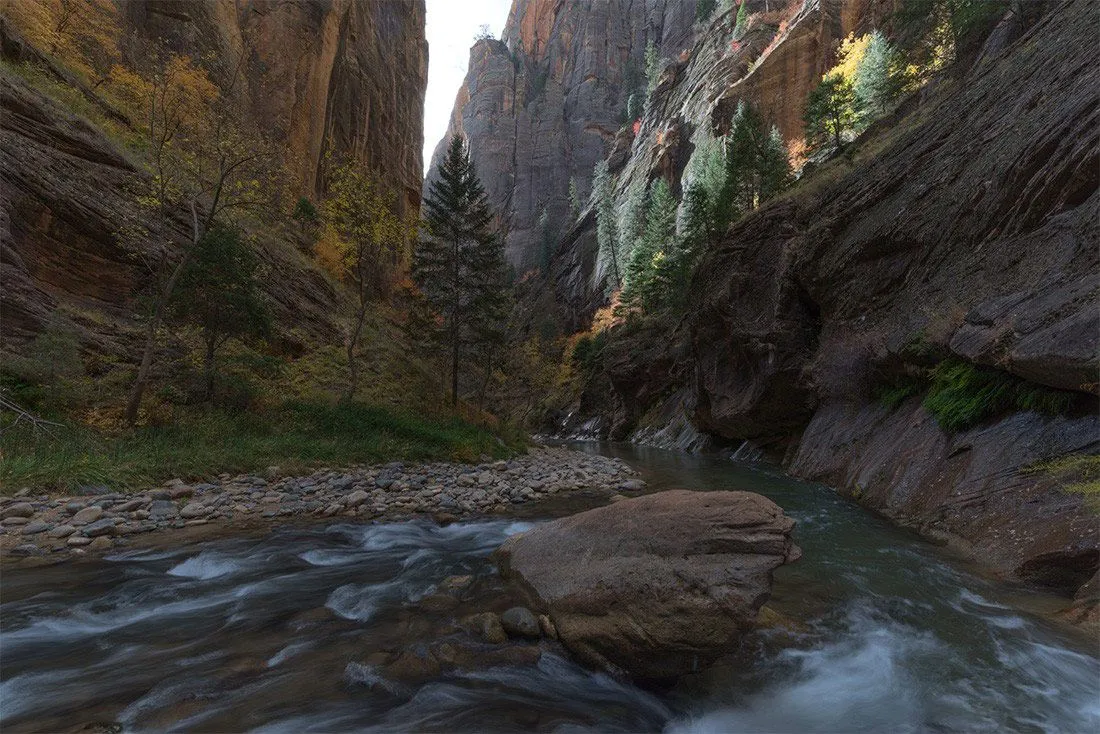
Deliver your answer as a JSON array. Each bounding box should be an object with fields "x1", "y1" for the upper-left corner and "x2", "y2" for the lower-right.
[
  {"x1": 0, "y1": 0, "x2": 1096, "y2": 638},
  {"x1": 436, "y1": 0, "x2": 1098, "y2": 614},
  {"x1": 0, "y1": 0, "x2": 1098, "y2": 729}
]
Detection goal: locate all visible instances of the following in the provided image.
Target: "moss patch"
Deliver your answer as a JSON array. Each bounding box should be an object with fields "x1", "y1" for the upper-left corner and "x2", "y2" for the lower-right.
[{"x1": 1025, "y1": 454, "x2": 1100, "y2": 512}]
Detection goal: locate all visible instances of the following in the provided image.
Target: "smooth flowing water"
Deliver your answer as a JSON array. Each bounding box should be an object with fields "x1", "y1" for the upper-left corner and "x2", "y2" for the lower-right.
[{"x1": 2, "y1": 444, "x2": 1097, "y2": 733}]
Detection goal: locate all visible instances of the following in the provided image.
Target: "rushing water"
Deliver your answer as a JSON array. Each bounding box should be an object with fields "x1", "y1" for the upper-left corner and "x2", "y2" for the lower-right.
[{"x1": 2, "y1": 444, "x2": 1097, "y2": 733}]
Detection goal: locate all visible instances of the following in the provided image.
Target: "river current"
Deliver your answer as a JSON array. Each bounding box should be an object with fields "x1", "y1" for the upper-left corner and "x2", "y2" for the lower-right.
[{"x1": 2, "y1": 444, "x2": 1097, "y2": 732}]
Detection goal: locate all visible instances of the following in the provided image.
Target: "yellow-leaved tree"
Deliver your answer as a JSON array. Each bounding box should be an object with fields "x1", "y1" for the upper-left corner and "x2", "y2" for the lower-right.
[
  {"x1": 111, "y1": 43, "x2": 284, "y2": 424},
  {"x1": 320, "y1": 157, "x2": 416, "y2": 400}
]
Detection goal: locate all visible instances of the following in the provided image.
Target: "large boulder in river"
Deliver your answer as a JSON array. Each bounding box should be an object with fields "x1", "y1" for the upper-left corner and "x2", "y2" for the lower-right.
[{"x1": 494, "y1": 490, "x2": 801, "y2": 678}]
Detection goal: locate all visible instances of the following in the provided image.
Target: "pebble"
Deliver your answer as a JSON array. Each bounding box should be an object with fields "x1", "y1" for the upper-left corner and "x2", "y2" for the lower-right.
[
  {"x1": 179, "y1": 503, "x2": 208, "y2": 519},
  {"x1": 48, "y1": 525, "x2": 77, "y2": 539},
  {"x1": 2, "y1": 502, "x2": 35, "y2": 519},
  {"x1": 71, "y1": 506, "x2": 104, "y2": 525},
  {"x1": 67, "y1": 536, "x2": 93, "y2": 547},
  {"x1": 82, "y1": 518, "x2": 119, "y2": 537},
  {"x1": 500, "y1": 606, "x2": 541, "y2": 639},
  {"x1": 21, "y1": 521, "x2": 49, "y2": 535},
  {"x1": 11, "y1": 543, "x2": 44, "y2": 556},
  {"x1": 3, "y1": 517, "x2": 30, "y2": 526}
]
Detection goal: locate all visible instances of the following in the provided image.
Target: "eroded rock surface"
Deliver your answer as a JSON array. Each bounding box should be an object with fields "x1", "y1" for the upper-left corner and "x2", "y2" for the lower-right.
[{"x1": 494, "y1": 489, "x2": 800, "y2": 678}]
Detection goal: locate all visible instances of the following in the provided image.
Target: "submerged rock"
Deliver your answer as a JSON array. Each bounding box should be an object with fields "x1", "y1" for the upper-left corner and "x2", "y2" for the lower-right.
[{"x1": 495, "y1": 490, "x2": 801, "y2": 679}]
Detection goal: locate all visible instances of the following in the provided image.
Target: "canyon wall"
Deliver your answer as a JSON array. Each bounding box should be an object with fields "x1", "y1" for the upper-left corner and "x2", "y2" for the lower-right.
[
  {"x1": 124, "y1": 0, "x2": 427, "y2": 208},
  {"x1": 556, "y1": 0, "x2": 1098, "y2": 597},
  {"x1": 426, "y1": 0, "x2": 698, "y2": 270},
  {"x1": 1, "y1": 0, "x2": 428, "y2": 348}
]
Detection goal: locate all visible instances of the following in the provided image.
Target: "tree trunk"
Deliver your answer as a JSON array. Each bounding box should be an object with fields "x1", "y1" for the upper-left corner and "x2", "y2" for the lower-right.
[
  {"x1": 204, "y1": 334, "x2": 217, "y2": 402},
  {"x1": 450, "y1": 326, "x2": 460, "y2": 407},
  {"x1": 345, "y1": 298, "x2": 368, "y2": 402},
  {"x1": 123, "y1": 310, "x2": 161, "y2": 425},
  {"x1": 124, "y1": 202, "x2": 204, "y2": 426}
]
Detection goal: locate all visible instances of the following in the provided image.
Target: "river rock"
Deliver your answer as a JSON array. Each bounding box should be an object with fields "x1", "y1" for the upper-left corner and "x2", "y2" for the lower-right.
[
  {"x1": 20, "y1": 520, "x2": 48, "y2": 535},
  {"x1": 494, "y1": 490, "x2": 801, "y2": 679},
  {"x1": 346, "y1": 490, "x2": 369, "y2": 507},
  {"x1": 71, "y1": 506, "x2": 103, "y2": 525},
  {"x1": 11, "y1": 543, "x2": 44, "y2": 556},
  {"x1": 500, "y1": 606, "x2": 541, "y2": 639},
  {"x1": 179, "y1": 503, "x2": 208, "y2": 519},
  {"x1": 461, "y1": 612, "x2": 508, "y2": 644},
  {"x1": 48, "y1": 524, "x2": 76, "y2": 538},
  {"x1": 82, "y1": 518, "x2": 118, "y2": 537},
  {"x1": 87, "y1": 536, "x2": 113, "y2": 552},
  {"x1": 2, "y1": 502, "x2": 34, "y2": 519}
]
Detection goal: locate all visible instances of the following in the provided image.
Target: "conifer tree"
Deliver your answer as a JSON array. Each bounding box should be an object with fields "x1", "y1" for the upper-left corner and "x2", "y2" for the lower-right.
[
  {"x1": 713, "y1": 102, "x2": 792, "y2": 231},
  {"x1": 623, "y1": 178, "x2": 677, "y2": 310},
  {"x1": 568, "y1": 177, "x2": 581, "y2": 217},
  {"x1": 759, "y1": 125, "x2": 792, "y2": 199},
  {"x1": 414, "y1": 135, "x2": 509, "y2": 406},
  {"x1": 593, "y1": 159, "x2": 622, "y2": 290},
  {"x1": 733, "y1": 0, "x2": 749, "y2": 40},
  {"x1": 853, "y1": 31, "x2": 903, "y2": 124},
  {"x1": 644, "y1": 40, "x2": 661, "y2": 93},
  {"x1": 167, "y1": 224, "x2": 270, "y2": 400}
]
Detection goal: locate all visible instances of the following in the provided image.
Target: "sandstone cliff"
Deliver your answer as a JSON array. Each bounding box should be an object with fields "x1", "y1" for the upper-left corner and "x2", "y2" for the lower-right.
[
  {"x1": 426, "y1": 0, "x2": 698, "y2": 269},
  {"x1": 125, "y1": 0, "x2": 427, "y2": 208},
  {"x1": 1, "y1": 1, "x2": 427, "y2": 349}
]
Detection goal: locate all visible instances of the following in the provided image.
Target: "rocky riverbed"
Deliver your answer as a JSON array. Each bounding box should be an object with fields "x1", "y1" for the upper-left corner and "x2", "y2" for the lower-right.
[{"x1": 0, "y1": 446, "x2": 643, "y2": 562}]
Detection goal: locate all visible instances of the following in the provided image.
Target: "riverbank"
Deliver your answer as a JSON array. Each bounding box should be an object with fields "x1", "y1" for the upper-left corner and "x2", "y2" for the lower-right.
[{"x1": 0, "y1": 445, "x2": 643, "y2": 563}]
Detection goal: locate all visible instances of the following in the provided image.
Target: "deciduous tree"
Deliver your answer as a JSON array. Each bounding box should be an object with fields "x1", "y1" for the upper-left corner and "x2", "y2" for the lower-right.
[
  {"x1": 322, "y1": 157, "x2": 413, "y2": 400},
  {"x1": 115, "y1": 46, "x2": 283, "y2": 425}
]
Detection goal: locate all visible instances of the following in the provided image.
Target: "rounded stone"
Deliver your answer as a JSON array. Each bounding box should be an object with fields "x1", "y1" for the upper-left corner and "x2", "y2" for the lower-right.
[
  {"x1": 71, "y1": 506, "x2": 104, "y2": 525},
  {"x1": 500, "y1": 606, "x2": 541, "y2": 639}
]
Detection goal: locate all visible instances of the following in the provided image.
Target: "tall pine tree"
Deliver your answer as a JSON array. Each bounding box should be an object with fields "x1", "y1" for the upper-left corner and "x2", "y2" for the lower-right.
[
  {"x1": 414, "y1": 135, "x2": 509, "y2": 406},
  {"x1": 593, "y1": 159, "x2": 622, "y2": 290},
  {"x1": 623, "y1": 178, "x2": 678, "y2": 310}
]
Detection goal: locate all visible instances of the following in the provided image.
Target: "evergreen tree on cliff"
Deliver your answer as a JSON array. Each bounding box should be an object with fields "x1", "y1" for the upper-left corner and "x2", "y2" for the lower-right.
[{"x1": 414, "y1": 135, "x2": 508, "y2": 406}]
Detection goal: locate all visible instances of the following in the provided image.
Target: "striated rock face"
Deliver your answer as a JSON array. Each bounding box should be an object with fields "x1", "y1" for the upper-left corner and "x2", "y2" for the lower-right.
[
  {"x1": 125, "y1": 0, "x2": 428, "y2": 209},
  {"x1": 1, "y1": 3, "x2": 427, "y2": 348},
  {"x1": 564, "y1": 0, "x2": 1098, "y2": 595},
  {"x1": 494, "y1": 489, "x2": 801, "y2": 678},
  {"x1": 545, "y1": 0, "x2": 889, "y2": 323},
  {"x1": 427, "y1": 0, "x2": 697, "y2": 269}
]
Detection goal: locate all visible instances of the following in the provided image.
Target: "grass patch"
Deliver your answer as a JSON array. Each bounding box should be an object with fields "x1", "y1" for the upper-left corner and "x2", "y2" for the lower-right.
[
  {"x1": 873, "y1": 379, "x2": 924, "y2": 410},
  {"x1": 1025, "y1": 454, "x2": 1100, "y2": 512},
  {"x1": 0, "y1": 401, "x2": 519, "y2": 493},
  {"x1": 922, "y1": 359, "x2": 1077, "y2": 432}
]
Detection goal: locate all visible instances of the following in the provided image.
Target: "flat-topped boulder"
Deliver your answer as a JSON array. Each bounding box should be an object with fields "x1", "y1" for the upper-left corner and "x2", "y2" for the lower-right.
[{"x1": 494, "y1": 489, "x2": 801, "y2": 679}]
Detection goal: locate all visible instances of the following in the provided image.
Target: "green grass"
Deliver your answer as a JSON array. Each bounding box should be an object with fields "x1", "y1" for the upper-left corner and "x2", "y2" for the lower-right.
[
  {"x1": 921, "y1": 359, "x2": 1076, "y2": 432},
  {"x1": 873, "y1": 379, "x2": 924, "y2": 410},
  {"x1": 0, "y1": 401, "x2": 518, "y2": 493},
  {"x1": 1025, "y1": 454, "x2": 1100, "y2": 512}
]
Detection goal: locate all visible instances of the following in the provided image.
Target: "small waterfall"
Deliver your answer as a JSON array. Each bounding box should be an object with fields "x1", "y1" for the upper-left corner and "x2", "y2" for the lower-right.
[{"x1": 729, "y1": 440, "x2": 764, "y2": 463}]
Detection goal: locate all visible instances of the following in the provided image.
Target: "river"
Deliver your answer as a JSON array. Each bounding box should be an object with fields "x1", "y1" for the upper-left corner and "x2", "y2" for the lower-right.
[{"x1": 2, "y1": 444, "x2": 1097, "y2": 732}]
